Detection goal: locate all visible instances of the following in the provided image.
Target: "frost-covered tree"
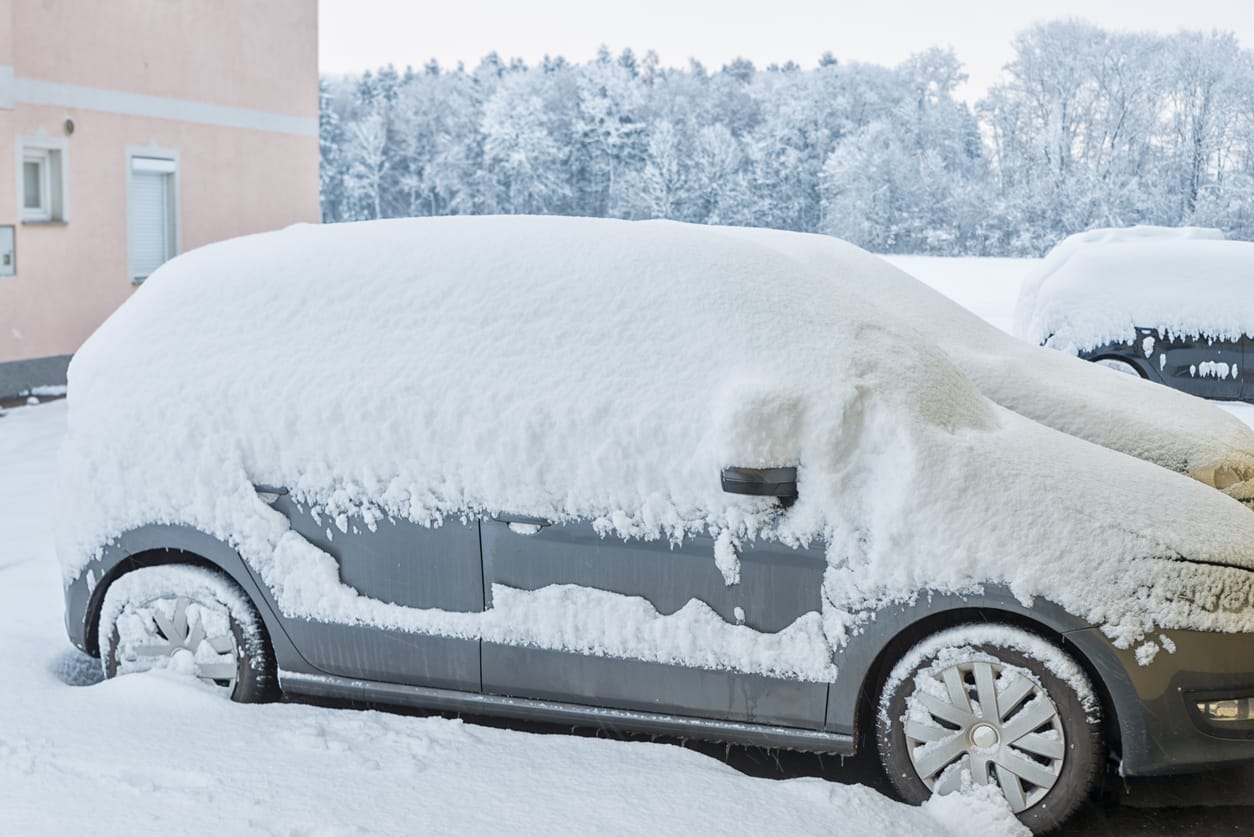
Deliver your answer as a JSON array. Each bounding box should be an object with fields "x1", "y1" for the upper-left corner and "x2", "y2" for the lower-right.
[
  {"x1": 318, "y1": 79, "x2": 348, "y2": 223},
  {"x1": 319, "y1": 22, "x2": 1254, "y2": 254},
  {"x1": 572, "y1": 54, "x2": 648, "y2": 215},
  {"x1": 343, "y1": 110, "x2": 388, "y2": 220},
  {"x1": 618, "y1": 120, "x2": 686, "y2": 219},
  {"x1": 481, "y1": 72, "x2": 570, "y2": 214}
]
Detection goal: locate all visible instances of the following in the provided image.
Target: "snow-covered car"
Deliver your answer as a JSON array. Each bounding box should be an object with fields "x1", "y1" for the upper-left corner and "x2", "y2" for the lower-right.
[
  {"x1": 59, "y1": 217, "x2": 1254, "y2": 833},
  {"x1": 1015, "y1": 226, "x2": 1252, "y2": 403},
  {"x1": 715, "y1": 224, "x2": 1254, "y2": 504}
]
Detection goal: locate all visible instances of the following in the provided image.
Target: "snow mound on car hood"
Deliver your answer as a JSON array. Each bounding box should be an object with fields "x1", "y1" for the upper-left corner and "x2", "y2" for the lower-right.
[
  {"x1": 57, "y1": 217, "x2": 1254, "y2": 665},
  {"x1": 714, "y1": 225, "x2": 1254, "y2": 499},
  {"x1": 1014, "y1": 226, "x2": 1254, "y2": 351}
]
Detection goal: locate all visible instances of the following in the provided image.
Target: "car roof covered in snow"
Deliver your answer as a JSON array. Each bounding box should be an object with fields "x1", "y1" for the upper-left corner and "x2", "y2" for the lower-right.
[
  {"x1": 63, "y1": 213, "x2": 990, "y2": 540},
  {"x1": 1014, "y1": 226, "x2": 1254, "y2": 351}
]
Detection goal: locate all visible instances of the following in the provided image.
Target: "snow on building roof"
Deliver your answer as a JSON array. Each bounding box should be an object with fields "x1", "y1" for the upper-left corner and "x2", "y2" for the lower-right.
[{"x1": 1014, "y1": 226, "x2": 1254, "y2": 351}]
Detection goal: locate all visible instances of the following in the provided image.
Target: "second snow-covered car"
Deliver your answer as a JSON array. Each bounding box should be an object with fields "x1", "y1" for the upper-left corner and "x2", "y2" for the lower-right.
[
  {"x1": 1015, "y1": 226, "x2": 1252, "y2": 403},
  {"x1": 60, "y1": 217, "x2": 1254, "y2": 833}
]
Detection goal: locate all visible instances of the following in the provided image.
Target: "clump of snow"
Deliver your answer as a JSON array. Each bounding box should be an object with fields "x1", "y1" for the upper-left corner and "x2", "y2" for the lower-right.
[
  {"x1": 923, "y1": 778, "x2": 1031, "y2": 837},
  {"x1": 20, "y1": 384, "x2": 68, "y2": 398},
  {"x1": 1135, "y1": 642, "x2": 1160, "y2": 666},
  {"x1": 719, "y1": 225, "x2": 1254, "y2": 501},
  {"x1": 1195, "y1": 361, "x2": 1238, "y2": 380},
  {"x1": 1015, "y1": 227, "x2": 1254, "y2": 353},
  {"x1": 713, "y1": 529, "x2": 741, "y2": 586},
  {"x1": 57, "y1": 217, "x2": 1254, "y2": 679}
]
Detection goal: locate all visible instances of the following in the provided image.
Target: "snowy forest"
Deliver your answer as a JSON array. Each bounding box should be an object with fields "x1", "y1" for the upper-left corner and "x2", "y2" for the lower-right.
[{"x1": 319, "y1": 20, "x2": 1254, "y2": 256}]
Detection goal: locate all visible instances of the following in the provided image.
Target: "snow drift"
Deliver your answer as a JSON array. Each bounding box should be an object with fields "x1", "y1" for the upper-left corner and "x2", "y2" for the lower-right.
[{"x1": 57, "y1": 217, "x2": 1254, "y2": 675}]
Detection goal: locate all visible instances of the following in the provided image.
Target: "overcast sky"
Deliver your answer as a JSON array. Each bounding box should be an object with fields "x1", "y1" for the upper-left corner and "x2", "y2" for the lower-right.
[{"x1": 318, "y1": 0, "x2": 1254, "y2": 99}]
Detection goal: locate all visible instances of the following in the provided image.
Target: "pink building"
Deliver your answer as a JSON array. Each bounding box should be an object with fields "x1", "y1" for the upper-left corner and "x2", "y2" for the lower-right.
[{"x1": 0, "y1": 0, "x2": 319, "y2": 397}]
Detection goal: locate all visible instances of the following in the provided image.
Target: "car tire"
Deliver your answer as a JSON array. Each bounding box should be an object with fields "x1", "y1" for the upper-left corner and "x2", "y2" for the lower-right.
[
  {"x1": 99, "y1": 564, "x2": 276, "y2": 702},
  {"x1": 876, "y1": 624, "x2": 1101, "y2": 833}
]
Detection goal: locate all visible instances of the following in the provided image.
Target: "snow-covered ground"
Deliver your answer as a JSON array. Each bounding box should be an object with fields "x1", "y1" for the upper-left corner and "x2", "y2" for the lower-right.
[
  {"x1": 884, "y1": 255, "x2": 1032, "y2": 334},
  {"x1": 1, "y1": 253, "x2": 1249, "y2": 836}
]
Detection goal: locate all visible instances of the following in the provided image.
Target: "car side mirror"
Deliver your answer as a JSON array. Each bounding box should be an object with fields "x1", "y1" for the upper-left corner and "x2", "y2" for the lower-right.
[{"x1": 720, "y1": 466, "x2": 798, "y2": 503}]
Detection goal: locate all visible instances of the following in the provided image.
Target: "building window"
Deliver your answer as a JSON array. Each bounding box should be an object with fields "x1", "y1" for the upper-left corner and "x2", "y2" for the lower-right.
[
  {"x1": 128, "y1": 155, "x2": 178, "y2": 283},
  {"x1": 19, "y1": 140, "x2": 67, "y2": 223}
]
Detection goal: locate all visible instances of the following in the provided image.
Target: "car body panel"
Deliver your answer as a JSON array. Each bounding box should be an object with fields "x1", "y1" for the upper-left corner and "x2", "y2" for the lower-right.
[
  {"x1": 481, "y1": 518, "x2": 825, "y2": 633},
  {"x1": 480, "y1": 518, "x2": 829, "y2": 726},
  {"x1": 278, "y1": 668, "x2": 856, "y2": 754},
  {"x1": 481, "y1": 644, "x2": 829, "y2": 728},
  {"x1": 1081, "y1": 328, "x2": 1248, "y2": 402},
  {"x1": 1066, "y1": 626, "x2": 1254, "y2": 775},
  {"x1": 64, "y1": 523, "x2": 1254, "y2": 774},
  {"x1": 276, "y1": 620, "x2": 481, "y2": 691},
  {"x1": 270, "y1": 497, "x2": 484, "y2": 691}
]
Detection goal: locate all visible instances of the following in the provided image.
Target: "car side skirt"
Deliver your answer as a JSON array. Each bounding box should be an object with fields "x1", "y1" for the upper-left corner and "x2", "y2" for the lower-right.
[{"x1": 279, "y1": 669, "x2": 857, "y2": 755}]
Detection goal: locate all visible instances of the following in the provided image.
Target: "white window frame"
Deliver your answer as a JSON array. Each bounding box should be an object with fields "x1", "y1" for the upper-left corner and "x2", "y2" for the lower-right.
[
  {"x1": 22, "y1": 149, "x2": 50, "y2": 220},
  {"x1": 17, "y1": 136, "x2": 69, "y2": 223},
  {"x1": 126, "y1": 146, "x2": 180, "y2": 284}
]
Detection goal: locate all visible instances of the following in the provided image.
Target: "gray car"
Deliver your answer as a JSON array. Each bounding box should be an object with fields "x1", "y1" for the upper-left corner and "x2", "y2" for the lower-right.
[{"x1": 59, "y1": 217, "x2": 1254, "y2": 834}]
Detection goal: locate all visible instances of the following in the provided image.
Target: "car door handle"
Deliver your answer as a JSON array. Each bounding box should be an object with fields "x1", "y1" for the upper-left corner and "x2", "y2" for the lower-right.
[{"x1": 491, "y1": 512, "x2": 553, "y2": 528}]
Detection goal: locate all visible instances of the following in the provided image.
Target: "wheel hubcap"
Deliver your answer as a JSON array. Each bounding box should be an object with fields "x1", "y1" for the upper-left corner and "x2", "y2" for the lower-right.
[
  {"x1": 970, "y1": 723, "x2": 999, "y2": 749},
  {"x1": 114, "y1": 595, "x2": 239, "y2": 690},
  {"x1": 902, "y1": 659, "x2": 1066, "y2": 813}
]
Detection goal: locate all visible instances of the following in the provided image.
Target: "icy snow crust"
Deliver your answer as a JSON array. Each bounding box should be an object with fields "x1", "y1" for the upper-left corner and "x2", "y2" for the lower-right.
[
  {"x1": 719, "y1": 225, "x2": 1254, "y2": 500},
  {"x1": 58, "y1": 217, "x2": 1254, "y2": 680},
  {"x1": 1015, "y1": 226, "x2": 1253, "y2": 352}
]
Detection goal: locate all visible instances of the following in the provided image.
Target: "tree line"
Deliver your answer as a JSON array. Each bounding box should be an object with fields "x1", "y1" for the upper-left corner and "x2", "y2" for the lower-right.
[{"x1": 319, "y1": 20, "x2": 1254, "y2": 256}]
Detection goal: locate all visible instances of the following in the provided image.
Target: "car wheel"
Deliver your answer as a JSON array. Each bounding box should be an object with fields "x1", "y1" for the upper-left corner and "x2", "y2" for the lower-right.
[
  {"x1": 1094, "y1": 357, "x2": 1144, "y2": 378},
  {"x1": 876, "y1": 624, "x2": 1101, "y2": 833},
  {"x1": 99, "y1": 564, "x2": 276, "y2": 702}
]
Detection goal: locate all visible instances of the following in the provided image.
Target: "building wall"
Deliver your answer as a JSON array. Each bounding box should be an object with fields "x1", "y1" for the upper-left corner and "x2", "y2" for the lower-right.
[{"x1": 0, "y1": 0, "x2": 319, "y2": 381}]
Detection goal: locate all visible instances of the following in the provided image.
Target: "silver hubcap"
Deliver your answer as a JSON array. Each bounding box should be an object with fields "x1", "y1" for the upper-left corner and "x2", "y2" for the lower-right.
[
  {"x1": 904, "y1": 659, "x2": 1066, "y2": 813},
  {"x1": 114, "y1": 595, "x2": 240, "y2": 689}
]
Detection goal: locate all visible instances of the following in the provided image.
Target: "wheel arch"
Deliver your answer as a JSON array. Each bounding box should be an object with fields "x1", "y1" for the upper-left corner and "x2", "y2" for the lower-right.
[
  {"x1": 85, "y1": 548, "x2": 237, "y2": 657},
  {"x1": 833, "y1": 592, "x2": 1122, "y2": 766},
  {"x1": 74, "y1": 525, "x2": 306, "y2": 675}
]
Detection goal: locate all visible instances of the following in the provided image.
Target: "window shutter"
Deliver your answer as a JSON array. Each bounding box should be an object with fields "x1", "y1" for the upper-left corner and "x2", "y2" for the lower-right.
[{"x1": 129, "y1": 169, "x2": 170, "y2": 281}]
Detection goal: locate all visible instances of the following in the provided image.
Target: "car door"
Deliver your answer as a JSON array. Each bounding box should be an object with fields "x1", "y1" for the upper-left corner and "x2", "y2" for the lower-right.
[
  {"x1": 479, "y1": 516, "x2": 830, "y2": 729},
  {"x1": 261, "y1": 495, "x2": 484, "y2": 692}
]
